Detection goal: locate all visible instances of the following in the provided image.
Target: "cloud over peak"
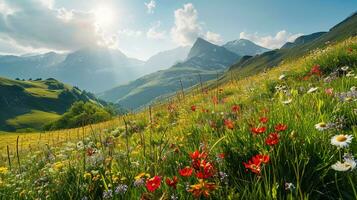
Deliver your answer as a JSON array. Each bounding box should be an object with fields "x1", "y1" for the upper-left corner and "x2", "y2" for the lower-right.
[{"x1": 240, "y1": 30, "x2": 303, "y2": 49}]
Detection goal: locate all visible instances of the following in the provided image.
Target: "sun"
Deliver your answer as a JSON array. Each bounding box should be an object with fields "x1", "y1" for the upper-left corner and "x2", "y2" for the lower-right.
[{"x1": 94, "y1": 5, "x2": 116, "y2": 29}]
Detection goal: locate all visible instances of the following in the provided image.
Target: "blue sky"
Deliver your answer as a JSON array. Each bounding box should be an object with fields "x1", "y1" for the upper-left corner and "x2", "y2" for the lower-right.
[{"x1": 0, "y1": 0, "x2": 356, "y2": 60}]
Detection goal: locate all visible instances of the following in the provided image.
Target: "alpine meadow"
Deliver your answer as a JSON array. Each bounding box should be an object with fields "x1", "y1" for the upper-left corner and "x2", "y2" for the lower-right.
[{"x1": 0, "y1": 1, "x2": 357, "y2": 200}]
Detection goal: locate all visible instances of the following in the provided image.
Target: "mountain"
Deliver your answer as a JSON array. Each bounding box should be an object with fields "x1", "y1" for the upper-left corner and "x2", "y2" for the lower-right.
[
  {"x1": 227, "y1": 12, "x2": 357, "y2": 79},
  {"x1": 223, "y1": 39, "x2": 270, "y2": 56},
  {"x1": 99, "y1": 38, "x2": 241, "y2": 109},
  {"x1": 0, "y1": 52, "x2": 66, "y2": 79},
  {"x1": 0, "y1": 76, "x2": 107, "y2": 132},
  {"x1": 281, "y1": 32, "x2": 327, "y2": 49},
  {"x1": 144, "y1": 46, "x2": 191, "y2": 73}
]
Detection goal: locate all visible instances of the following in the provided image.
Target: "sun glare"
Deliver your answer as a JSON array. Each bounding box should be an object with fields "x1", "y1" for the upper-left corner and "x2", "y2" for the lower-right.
[{"x1": 94, "y1": 5, "x2": 116, "y2": 28}]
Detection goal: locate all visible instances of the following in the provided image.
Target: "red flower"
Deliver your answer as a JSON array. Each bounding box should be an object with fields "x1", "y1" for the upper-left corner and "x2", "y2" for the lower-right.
[
  {"x1": 190, "y1": 150, "x2": 207, "y2": 160},
  {"x1": 259, "y1": 117, "x2": 268, "y2": 124},
  {"x1": 191, "y1": 105, "x2": 197, "y2": 111},
  {"x1": 224, "y1": 119, "x2": 234, "y2": 130},
  {"x1": 265, "y1": 133, "x2": 279, "y2": 146},
  {"x1": 217, "y1": 153, "x2": 225, "y2": 159},
  {"x1": 212, "y1": 96, "x2": 219, "y2": 105},
  {"x1": 179, "y1": 167, "x2": 193, "y2": 177},
  {"x1": 243, "y1": 154, "x2": 270, "y2": 174},
  {"x1": 146, "y1": 176, "x2": 161, "y2": 192},
  {"x1": 251, "y1": 126, "x2": 267, "y2": 135},
  {"x1": 325, "y1": 88, "x2": 333, "y2": 96},
  {"x1": 165, "y1": 176, "x2": 178, "y2": 189},
  {"x1": 231, "y1": 105, "x2": 240, "y2": 112},
  {"x1": 195, "y1": 160, "x2": 215, "y2": 179},
  {"x1": 275, "y1": 123, "x2": 287, "y2": 132},
  {"x1": 348, "y1": 47, "x2": 353, "y2": 53},
  {"x1": 310, "y1": 64, "x2": 322, "y2": 76},
  {"x1": 188, "y1": 179, "x2": 217, "y2": 198}
]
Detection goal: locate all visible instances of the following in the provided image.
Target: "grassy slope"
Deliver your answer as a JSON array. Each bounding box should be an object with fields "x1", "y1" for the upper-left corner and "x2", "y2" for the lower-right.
[
  {"x1": 0, "y1": 77, "x2": 98, "y2": 132},
  {"x1": 227, "y1": 12, "x2": 357, "y2": 80},
  {"x1": 0, "y1": 37, "x2": 356, "y2": 199}
]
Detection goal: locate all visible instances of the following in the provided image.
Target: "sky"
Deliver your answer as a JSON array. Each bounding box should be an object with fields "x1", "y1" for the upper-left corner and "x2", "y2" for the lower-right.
[{"x1": 0, "y1": 0, "x2": 356, "y2": 60}]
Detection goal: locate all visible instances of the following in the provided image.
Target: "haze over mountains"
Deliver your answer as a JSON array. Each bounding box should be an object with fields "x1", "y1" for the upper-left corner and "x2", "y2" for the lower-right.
[{"x1": 98, "y1": 38, "x2": 269, "y2": 109}]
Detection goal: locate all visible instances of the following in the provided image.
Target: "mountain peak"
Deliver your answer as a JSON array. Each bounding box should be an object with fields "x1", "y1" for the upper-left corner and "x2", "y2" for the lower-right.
[
  {"x1": 187, "y1": 37, "x2": 219, "y2": 59},
  {"x1": 223, "y1": 39, "x2": 269, "y2": 56}
]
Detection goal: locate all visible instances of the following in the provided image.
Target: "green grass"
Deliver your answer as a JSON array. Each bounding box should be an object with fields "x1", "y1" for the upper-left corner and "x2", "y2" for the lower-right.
[
  {"x1": 5, "y1": 110, "x2": 61, "y2": 131},
  {"x1": 0, "y1": 37, "x2": 356, "y2": 200}
]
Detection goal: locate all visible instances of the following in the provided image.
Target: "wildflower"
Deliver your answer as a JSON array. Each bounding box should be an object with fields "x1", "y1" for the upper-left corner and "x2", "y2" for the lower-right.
[
  {"x1": 212, "y1": 96, "x2": 219, "y2": 105},
  {"x1": 310, "y1": 64, "x2": 322, "y2": 76},
  {"x1": 307, "y1": 87, "x2": 318, "y2": 93},
  {"x1": 331, "y1": 158, "x2": 356, "y2": 172},
  {"x1": 275, "y1": 123, "x2": 287, "y2": 132},
  {"x1": 325, "y1": 88, "x2": 334, "y2": 96},
  {"x1": 341, "y1": 66, "x2": 349, "y2": 71},
  {"x1": 171, "y1": 194, "x2": 179, "y2": 200},
  {"x1": 351, "y1": 86, "x2": 357, "y2": 92},
  {"x1": 330, "y1": 134, "x2": 353, "y2": 148},
  {"x1": 188, "y1": 179, "x2": 217, "y2": 198},
  {"x1": 0, "y1": 167, "x2": 8, "y2": 174},
  {"x1": 115, "y1": 184, "x2": 128, "y2": 194},
  {"x1": 279, "y1": 74, "x2": 286, "y2": 80},
  {"x1": 52, "y1": 162, "x2": 64, "y2": 171},
  {"x1": 231, "y1": 105, "x2": 240, "y2": 112},
  {"x1": 146, "y1": 176, "x2": 161, "y2": 192},
  {"x1": 251, "y1": 126, "x2": 267, "y2": 135},
  {"x1": 179, "y1": 167, "x2": 193, "y2": 177},
  {"x1": 83, "y1": 172, "x2": 92, "y2": 180},
  {"x1": 265, "y1": 133, "x2": 280, "y2": 146},
  {"x1": 134, "y1": 178, "x2": 145, "y2": 187},
  {"x1": 314, "y1": 122, "x2": 330, "y2": 131},
  {"x1": 77, "y1": 141, "x2": 84, "y2": 150},
  {"x1": 285, "y1": 182, "x2": 296, "y2": 191},
  {"x1": 219, "y1": 171, "x2": 228, "y2": 184},
  {"x1": 190, "y1": 150, "x2": 207, "y2": 160},
  {"x1": 224, "y1": 119, "x2": 234, "y2": 130},
  {"x1": 196, "y1": 161, "x2": 215, "y2": 179},
  {"x1": 243, "y1": 154, "x2": 270, "y2": 174},
  {"x1": 259, "y1": 117, "x2": 268, "y2": 124},
  {"x1": 282, "y1": 98, "x2": 293, "y2": 105},
  {"x1": 191, "y1": 105, "x2": 197, "y2": 111},
  {"x1": 165, "y1": 176, "x2": 178, "y2": 189},
  {"x1": 103, "y1": 189, "x2": 113, "y2": 199}
]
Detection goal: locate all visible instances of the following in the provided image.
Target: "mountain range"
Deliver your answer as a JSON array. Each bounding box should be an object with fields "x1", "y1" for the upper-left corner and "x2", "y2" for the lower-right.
[{"x1": 98, "y1": 38, "x2": 269, "y2": 109}]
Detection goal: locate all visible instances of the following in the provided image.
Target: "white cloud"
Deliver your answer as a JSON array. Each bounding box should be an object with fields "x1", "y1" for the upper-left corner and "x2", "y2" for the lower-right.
[
  {"x1": 239, "y1": 30, "x2": 303, "y2": 49},
  {"x1": 205, "y1": 31, "x2": 223, "y2": 44},
  {"x1": 146, "y1": 21, "x2": 166, "y2": 40},
  {"x1": 0, "y1": 0, "x2": 114, "y2": 53},
  {"x1": 118, "y1": 29, "x2": 142, "y2": 37},
  {"x1": 144, "y1": 0, "x2": 156, "y2": 14},
  {"x1": 171, "y1": 3, "x2": 202, "y2": 46}
]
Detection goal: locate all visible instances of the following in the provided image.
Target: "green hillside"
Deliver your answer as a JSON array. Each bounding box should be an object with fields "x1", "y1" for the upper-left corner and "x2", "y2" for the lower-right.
[
  {"x1": 0, "y1": 77, "x2": 105, "y2": 132},
  {"x1": 227, "y1": 12, "x2": 357, "y2": 79}
]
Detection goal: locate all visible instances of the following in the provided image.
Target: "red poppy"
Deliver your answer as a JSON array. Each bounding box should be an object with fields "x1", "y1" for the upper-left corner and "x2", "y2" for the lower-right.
[
  {"x1": 224, "y1": 119, "x2": 234, "y2": 130},
  {"x1": 265, "y1": 133, "x2": 279, "y2": 146},
  {"x1": 179, "y1": 167, "x2": 193, "y2": 177},
  {"x1": 217, "y1": 153, "x2": 225, "y2": 159},
  {"x1": 251, "y1": 126, "x2": 267, "y2": 135},
  {"x1": 259, "y1": 117, "x2": 268, "y2": 124},
  {"x1": 195, "y1": 160, "x2": 215, "y2": 179},
  {"x1": 310, "y1": 64, "x2": 322, "y2": 76},
  {"x1": 231, "y1": 105, "x2": 240, "y2": 112},
  {"x1": 146, "y1": 176, "x2": 161, "y2": 192},
  {"x1": 275, "y1": 123, "x2": 287, "y2": 132},
  {"x1": 243, "y1": 154, "x2": 270, "y2": 174},
  {"x1": 191, "y1": 105, "x2": 197, "y2": 111},
  {"x1": 190, "y1": 150, "x2": 207, "y2": 160},
  {"x1": 165, "y1": 176, "x2": 178, "y2": 189}
]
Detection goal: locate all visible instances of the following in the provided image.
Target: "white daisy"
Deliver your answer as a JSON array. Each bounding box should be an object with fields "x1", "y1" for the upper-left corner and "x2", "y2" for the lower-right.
[
  {"x1": 330, "y1": 134, "x2": 353, "y2": 148},
  {"x1": 307, "y1": 87, "x2": 318, "y2": 93},
  {"x1": 314, "y1": 122, "x2": 330, "y2": 131},
  {"x1": 279, "y1": 74, "x2": 286, "y2": 80},
  {"x1": 77, "y1": 141, "x2": 84, "y2": 150},
  {"x1": 341, "y1": 66, "x2": 349, "y2": 71},
  {"x1": 282, "y1": 99, "x2": 292, "y2": 104},
  {"x1": 331, "y1": 158, "x2": 356, "y2": 172}
]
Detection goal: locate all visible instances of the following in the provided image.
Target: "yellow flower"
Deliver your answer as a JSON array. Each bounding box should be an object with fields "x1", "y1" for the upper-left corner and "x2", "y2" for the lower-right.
[
  {"x1": 0, "y1": 167, "x2": 9, "y2": 174},
  {"x1": 84, "y1": 173, "x2": 92, "y2": 180},
  {"x1": 52, "y1": 162, "x2": 64, "y2": 171},
  {"x1": 135, "y1": 172, "x2": 150, "y2": 180}
]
